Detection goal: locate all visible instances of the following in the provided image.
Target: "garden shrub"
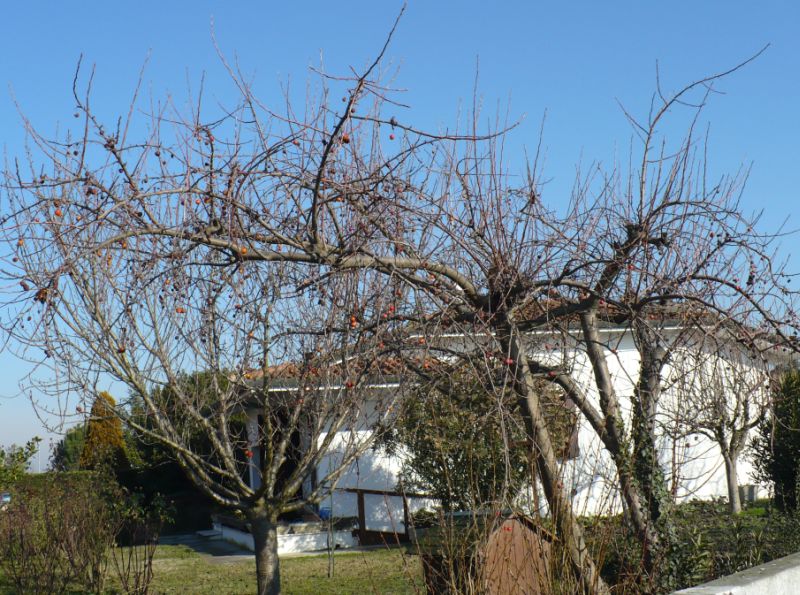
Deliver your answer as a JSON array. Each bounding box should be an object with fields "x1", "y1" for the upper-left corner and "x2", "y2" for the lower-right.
[
  {"x1": 380, "y1": 364, "x2": 545, "y2": 513},
  {"x1": 0, "y1": 471, "x2": 162, "y2": 594},
  {"x1": 0, "y1": 437, "x2": 40, "y2": 488},
  {"x1": 110, "y1": 493, "x2": 165, "y2": 595},
  {"x1": 589, "y1": 499, "x2": 800, "y2": 593},
  {"x1": 0, "y1": 484, "x2": 75, "y2": 594},
  {"x1": 0, "y1": 472, "x2": 119, "y2": 593},
  {"x1": 750, "y1": 369, "x2": 800, "y2": 512}
]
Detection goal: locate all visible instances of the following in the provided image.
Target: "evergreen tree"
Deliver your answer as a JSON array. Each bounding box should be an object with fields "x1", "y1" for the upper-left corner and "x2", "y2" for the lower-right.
[
  {"x1": 50, "y1": 424, "x2": 86, "y2": 472},
  {"x1": 79, "y1": 392, "x2": 128, "y2": 472},
  {"x1": 751, "y1": 370, "x2": 800, "y2": 511}
]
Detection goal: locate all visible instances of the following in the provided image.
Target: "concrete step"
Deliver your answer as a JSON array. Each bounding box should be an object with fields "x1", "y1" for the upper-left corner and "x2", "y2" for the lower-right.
[
  {"x1": 159, "y1": 534, "x2": 196, "y2": 545},
  {"x1": 196, "y1": 529, "x2": 222, "y2": 540}
]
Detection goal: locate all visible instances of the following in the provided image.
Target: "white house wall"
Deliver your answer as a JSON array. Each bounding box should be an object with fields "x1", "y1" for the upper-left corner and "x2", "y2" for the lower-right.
[
  {"x1": 536, "y1": 331, "x2": 767, "y2": 514},
  {"x1": 315, "y1": 429, "x2": 433, "y2": 532},
  {"x1": 321, "y1": 329, "x2": 767, "y2": 518},
  {"x1": 247, "y1": 328, "x2": 770, "y2": 523}
]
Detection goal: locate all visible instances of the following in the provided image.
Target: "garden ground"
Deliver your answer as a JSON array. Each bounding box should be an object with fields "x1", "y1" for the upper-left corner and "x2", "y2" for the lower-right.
[
  {"x1": 0, "y1": 545, "x2": 422, "y2": 595},
  {"x1": 134, "y1": 545, "x2": 422, "y2": 595},
  {"x1": 3, "y1": 500, "x2": 800, "y2": 594}
]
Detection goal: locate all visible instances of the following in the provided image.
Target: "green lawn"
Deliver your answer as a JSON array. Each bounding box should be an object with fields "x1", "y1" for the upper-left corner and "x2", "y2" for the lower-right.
[
  {"x1": 148, "y1": 546, "x2": 423, "y2": 594},
  {"x1": 0, "y1": 545, "x2": 423, "y2": 595}
]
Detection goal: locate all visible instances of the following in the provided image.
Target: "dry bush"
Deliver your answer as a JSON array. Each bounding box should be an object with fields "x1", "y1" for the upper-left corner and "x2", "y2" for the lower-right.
[
  {"x1": 0, "y1": 472, "x2": 161, "y2": 595},
  {"x1": 110, "y1": 509, "x2": 161, "y2": 595},
  {"x1": 0, "y1": 473, "x2": 120, "y2": 593}
]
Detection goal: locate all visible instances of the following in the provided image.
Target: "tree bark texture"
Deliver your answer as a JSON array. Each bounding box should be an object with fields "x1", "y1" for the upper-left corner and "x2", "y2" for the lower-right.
[
  {"x1": 248, "y1": 508, "x2": 281, "y2": 595},
  {"x1": 580, "y1": 312, "x2": 670, "y2": 589},
  {"x1": 503, "y1": 324, "x2": 610, "y2": 595},
  {"x1": 723, "y1": 454, "x2": 742, "y2": 514}
]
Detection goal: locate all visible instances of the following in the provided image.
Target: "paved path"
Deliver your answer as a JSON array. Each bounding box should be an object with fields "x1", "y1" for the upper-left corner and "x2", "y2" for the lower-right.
[
  {"x1": 159, "y1": 533, "x2": 253, "y2": 563},
  {"x1": 158, "y1": 533, "x2": 404, "y2": 564}
]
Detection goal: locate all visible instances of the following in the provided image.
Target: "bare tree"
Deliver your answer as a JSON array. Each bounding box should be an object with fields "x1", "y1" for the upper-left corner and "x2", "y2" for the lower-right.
[
  {"x1": 666, "y1": 335, "x2": 771, "y2": 513},
  {"x1": 2, "y1": 23, "x2": 796, "y2": 594},
  {"x1": 0, "y1": 55, "x2": 407, "y2": 594}
]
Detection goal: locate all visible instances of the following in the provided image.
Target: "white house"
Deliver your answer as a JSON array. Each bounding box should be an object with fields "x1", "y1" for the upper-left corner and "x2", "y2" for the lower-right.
[{"x1": 219, "y1": 322, "x2": 791, "y2": 552}]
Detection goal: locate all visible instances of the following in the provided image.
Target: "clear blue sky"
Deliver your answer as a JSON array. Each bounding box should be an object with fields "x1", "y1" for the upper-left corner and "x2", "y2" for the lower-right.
[{"x1": 2, "y1": 1, "x2": 799, "y2": 455}]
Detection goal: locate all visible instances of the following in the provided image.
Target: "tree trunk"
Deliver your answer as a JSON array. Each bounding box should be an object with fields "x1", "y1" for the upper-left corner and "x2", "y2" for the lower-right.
[
  {"x1": 631, "y1": 321, "x2": 670, "y2": 525},
  {"x1": 248, "y1": 507, "x2": 281, "y2": 595},
  {"x1": 723, "y1": 453, "x2": 741, "y2": 514},
  {"x1": 503, "y1": 325, "x2": 610, "y2": 595},
  {"x1": 582, "y1": 313, "x2": 665, "y2": 583},
  {"x1": 628, "y1": 319, "x2": 672, "y2": 582}
]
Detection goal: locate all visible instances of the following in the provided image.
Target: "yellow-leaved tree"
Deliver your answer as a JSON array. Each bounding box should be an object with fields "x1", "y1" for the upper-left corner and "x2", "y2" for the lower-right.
[{"x1": 79, "y1": 392, "x2": 128, "y2": 471}]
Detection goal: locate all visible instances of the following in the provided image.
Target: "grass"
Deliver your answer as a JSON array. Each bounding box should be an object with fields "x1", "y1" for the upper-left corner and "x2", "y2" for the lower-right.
[
  {"x1": 0, "y1": 545, "x2": 423, "y2": 595},
  {"x1": 146, "y1": 545, "x2": 423, "y2": 594}
]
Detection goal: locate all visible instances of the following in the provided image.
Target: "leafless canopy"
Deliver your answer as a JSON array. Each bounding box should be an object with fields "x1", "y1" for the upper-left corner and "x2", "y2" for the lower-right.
[{"x1": 2, "y1": 35, "x2": 796, "y2": 592}]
